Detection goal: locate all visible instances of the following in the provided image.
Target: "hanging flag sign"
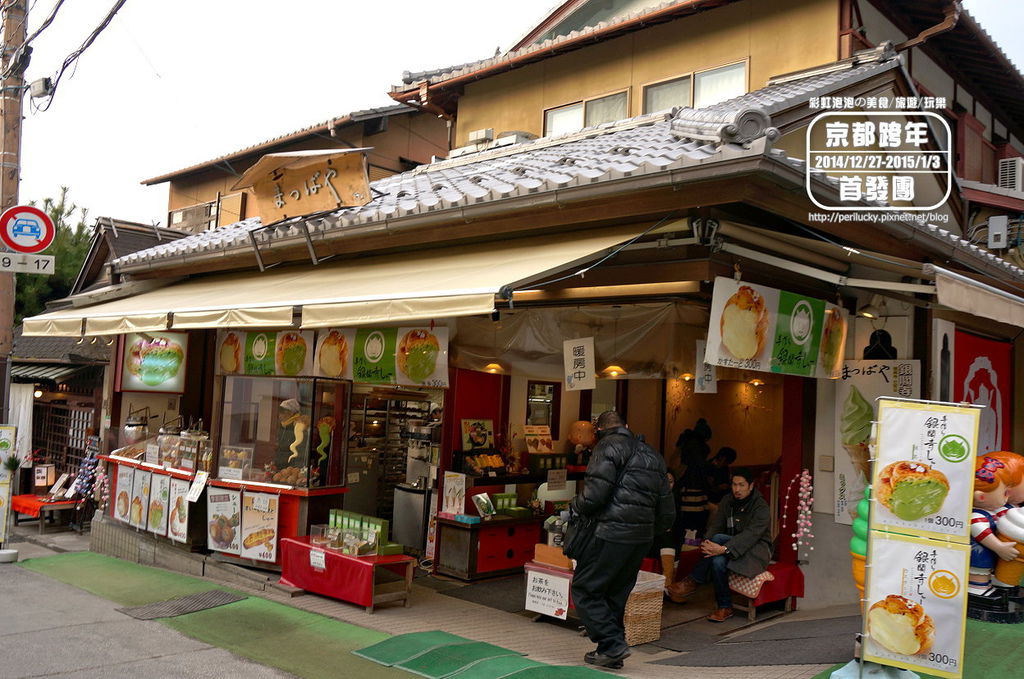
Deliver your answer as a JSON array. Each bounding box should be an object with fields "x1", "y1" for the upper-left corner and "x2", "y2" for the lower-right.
[
  {"x1": 694, "y1": 340, "x2": 716, "y2": 393},
  {"x1": 704, "y1": 277, "x2": 848, "y2": 378},
  {"x1": 563, "y1": 337, "x2": 596, "y2": 391}
]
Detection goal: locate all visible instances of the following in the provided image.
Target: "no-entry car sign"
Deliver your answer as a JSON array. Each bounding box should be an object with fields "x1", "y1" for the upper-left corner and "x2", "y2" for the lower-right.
[{"x1": 0, "y1": 205, "x2": 55, "y2": 254}]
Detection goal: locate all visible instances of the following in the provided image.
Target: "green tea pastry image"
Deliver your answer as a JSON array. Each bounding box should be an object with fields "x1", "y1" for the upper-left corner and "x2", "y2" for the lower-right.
[
  {"x1": 841, "y1": 386, "x2": 874, "y2": 480},
  {"x1": 876, "y1": 461, "x2": 950, "y2": 521},
  {"x1": 397, "y1": 329, "x2": 440, "y2": 383},
  {"x1": 275, "y1": 332, "x2": 308, "y2": 375}
]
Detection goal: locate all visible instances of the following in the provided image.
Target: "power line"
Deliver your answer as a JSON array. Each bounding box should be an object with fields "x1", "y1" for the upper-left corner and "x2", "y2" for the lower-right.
[{"x1": 1, "y1": 0, "x2": 62, "y2": 80}]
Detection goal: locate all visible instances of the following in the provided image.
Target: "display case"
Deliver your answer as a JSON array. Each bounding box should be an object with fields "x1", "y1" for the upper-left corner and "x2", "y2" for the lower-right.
[{"x1": 218, "y1": 376, "x2": 348, "y2": 488}]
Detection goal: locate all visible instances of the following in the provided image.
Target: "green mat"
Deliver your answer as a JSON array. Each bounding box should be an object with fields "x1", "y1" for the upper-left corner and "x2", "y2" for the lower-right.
[
  {"x1": 444, "y1": 655, "x2": 545, "y2": 679},
  {"x1": 811, "y1": 618, "x2": 1024, "y2": 679},
  {"x1": 396, "y1": 641, "x2": 524, "y2": 679},
  {"x1": 19, "y1": 552, "x2": 235, "y2": 606},
  {"x1": 355, "y1": 631, "x2": 472, "y2": 666},
  {"x1": 507, "y1": 668, "x2": 624, "y2": 678}
]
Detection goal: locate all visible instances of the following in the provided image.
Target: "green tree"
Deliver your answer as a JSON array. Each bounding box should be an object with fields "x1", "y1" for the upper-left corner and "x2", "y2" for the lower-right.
[{"x1": 14, "y1": 187, "x2": 92, "y2": 324}]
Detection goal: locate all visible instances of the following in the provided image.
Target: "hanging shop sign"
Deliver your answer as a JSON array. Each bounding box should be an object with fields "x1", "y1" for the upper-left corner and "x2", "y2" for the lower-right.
[
  {"x1": 704, "y1": 277, "x2": 848, "y2": 378},
  {"x1": 350, "y1": 327, "x2": 449, "y2": 387},
  {"x1": 864, "y1": 531, "x2": 969, "y2": 679},
  {"x1": 833, "y1": 360, "x2": 919, "y2": 525},
  {"x1": 953, "y1": 330, "x2": 1012, "y2": 456},
  {"x1": 563, "y1": 337, "x2": 596, "y2": 391},
  {"x1": 207, "y1": 487, "x2": 242, "y2": 555},
  {"x1": 148, "y1": 474, "x2": 170, "y2": 537},
  {"x1": 167, "y1": 478, "x2": 190, "y2": 544},
  {"x1": 120, "y1": 332, "x2": 188, "y2": 394},
  {"x1": 694, "y1": 339, "x2": 717, "y2": 394},
  {"x1": 240, "y1": 492, "x2": 280, "y2": 562},
  {"x1": 113, "y1": 464, "x2": 136, "y2": 524}
]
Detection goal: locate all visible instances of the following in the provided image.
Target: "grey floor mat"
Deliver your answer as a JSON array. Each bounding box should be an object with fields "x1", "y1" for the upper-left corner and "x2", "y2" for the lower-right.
[
  {"x1": 650, "y1": 629, "x2": 720, "y2": 652},
  {"x1": 116, "y1": 590, "x2": 246, "y2": 620},
  {"x1": 439, "y1": 576, "x2": 526, "y2": 613},
  {"x1": 731, "y1": 615, "x2": 862, "y2": 642},
  {"x1": 652, "y1": 634, "x2": 855, "y2": 667}
]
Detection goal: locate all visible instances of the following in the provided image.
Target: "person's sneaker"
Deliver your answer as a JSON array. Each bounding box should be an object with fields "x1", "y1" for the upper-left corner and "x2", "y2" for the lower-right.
[
  {"x1": 584, "y1": 650, "x2": 631, "y2": 668},
  {"x1": 665, "y1": 577, "x2": 697, "y2": 603},
  {"x1": 707, "y1": 607, "x2": 734, "y2": 623}
]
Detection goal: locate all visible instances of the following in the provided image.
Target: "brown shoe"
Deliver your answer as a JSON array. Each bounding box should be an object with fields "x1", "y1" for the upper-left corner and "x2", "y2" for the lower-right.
[
  {"x1": 707, "y1": 607, "x2": 734, "y2": 623},
  {"x1": 665, "y1": 577, "x2": 697, "y2": 603}
]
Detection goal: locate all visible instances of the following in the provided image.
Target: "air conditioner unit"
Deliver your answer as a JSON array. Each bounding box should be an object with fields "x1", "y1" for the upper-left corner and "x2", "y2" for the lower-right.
[{"x1": 998, "y1": 157, "x2": 1024, "y2": 192}]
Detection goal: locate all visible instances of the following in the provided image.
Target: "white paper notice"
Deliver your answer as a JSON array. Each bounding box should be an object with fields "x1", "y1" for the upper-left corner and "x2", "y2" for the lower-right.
[
  {"x1": 546, "y1": 469, "x2": 567, "y2": 491},
  {"x1": 563, "y1": 337, "x2": 596, "y2": 391},
  {"x1": 525, "y1": 568, "x2": 571, "y2": 619},
  {"x1": 187, "y1": 471, "x2": 209, "y2": 503},
  {"x1": 310, "y1": 548, "x2": 326, "y2": 571}
]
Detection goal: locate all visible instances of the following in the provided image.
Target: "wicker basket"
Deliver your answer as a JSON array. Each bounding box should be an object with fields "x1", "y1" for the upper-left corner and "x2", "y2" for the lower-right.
[{"x1": 624, "y1": 570, "x2": 664, "y2": 646}]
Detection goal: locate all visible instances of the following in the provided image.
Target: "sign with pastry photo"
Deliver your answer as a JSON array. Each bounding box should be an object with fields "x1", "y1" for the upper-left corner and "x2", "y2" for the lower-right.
[
  {"x1": 314, "y1": 328, "x2": 355, "y2": 379},
  {"x1": 816, "y1": 302, "x2": 849, "y2": 379},
  {"x1": 217, "y1": 330, "x2": 243, "y2": 375},
  {"x1": 864, "y1": 532, "x2": 969, "y2": 679},
  {"x1": 148, "y1": 473, "x2": 170, "y2": 537},
  {"x1": 207, "y1": 488, "x2": 241, "y2": 555},
  {"x1": 871, "y1": 399, "x2": 979, "y2": 542},
  {"x1": 114, "y1": 464, "x2": 135, "y2": 523},
  {"x1": 167, "y1": 478, "x2": 190, "y2": 544},
  {"x1": 704, "y1": 277, "x2": 779, "y2": 372},
  {"x1": 461, "y1": 419, "x2": 494, "y2": 451},
  {"x1": 129, "y1": 470, "x2": 152, "y2": 530},
  {"x1": 120, "y1": 332, "x2": 188, "y2": 394},
  {"x1": 240, "y1": 491, "x2": 280, "y2": 562},
  {"x1": 275, "y1": 330, "x2": 314, "y2": 376},
  {"x1": 395, "y1": 326, "x2": 449, "y2": 388}
]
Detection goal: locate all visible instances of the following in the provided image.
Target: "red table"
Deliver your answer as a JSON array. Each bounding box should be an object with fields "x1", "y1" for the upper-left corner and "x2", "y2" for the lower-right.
[
  {"x1": 279, "y1": 536, "x2": 416, "y2": 613},
  {"x1": 11, "y1": 495, "x2": 78, "y2": 534}
]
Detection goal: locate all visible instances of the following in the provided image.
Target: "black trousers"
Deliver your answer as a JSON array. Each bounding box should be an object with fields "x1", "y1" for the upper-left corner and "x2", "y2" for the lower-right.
[{"x1": 570, "y1": 537, "x2": 650, "y2": 657}]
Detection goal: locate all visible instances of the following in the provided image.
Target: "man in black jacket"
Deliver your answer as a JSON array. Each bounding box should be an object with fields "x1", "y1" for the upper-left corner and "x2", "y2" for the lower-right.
[
  {"x1": 666, "y1": 467, "x2": 773, "y2": 622},
  {"x1": 570, "y1": 411, "x2": 675, "y2": 669}
]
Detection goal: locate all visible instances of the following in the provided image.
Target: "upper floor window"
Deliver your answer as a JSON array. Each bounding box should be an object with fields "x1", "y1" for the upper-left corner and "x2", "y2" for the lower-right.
[
  {"x1": 694, "y1": 61, "x2": 746, "y2": 109},
  {"x1": 643, "y1": 75, "x2": 692, "y2": 113},
  {"x1": 544, "y1": 90, "x2": 628, "y2": 136}
]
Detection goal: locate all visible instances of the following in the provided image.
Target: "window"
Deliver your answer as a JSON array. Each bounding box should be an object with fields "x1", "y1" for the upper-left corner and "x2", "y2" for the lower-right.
[
  {"x1": 694, "y1": 62, "x2": 746, "y2": 109},
  {"x1": 544, "y1": 91, "x2": 629, "y2": 136},
  {"x1": 643, "y1": 75, "x2": 692, "y2": 113}
]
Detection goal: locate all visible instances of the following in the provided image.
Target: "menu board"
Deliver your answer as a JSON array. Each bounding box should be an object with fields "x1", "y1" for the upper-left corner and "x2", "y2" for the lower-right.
[
  {"x1": 704, "y1": 277, "x2": 848, "y2": 379},
  {"x1": 167, "y1": 478, "x2": 190, "y2": 544},
  {"x1": 113, "y1": 465, "x2": 135, "y2": 523},
  {"x1": 148, "y1": 474, "x2": 170, "y2": 537},
  {"x1": 870, "y1": 399, "x2": 979, "y2": 541},
  {"x1": 240, "y1": 492, "x2": 280, "y2": 562},
  {"x1": 120, "y1": 332, "x2": 188, "y2": 394},
  {"x1": 129, "y1": 470, "x2": 151, "y2": 530},
  {"x1": 206, "y1": 487, "x2": 241, "y2": 554},
  {"x1": 864, "y1": 532, "x2": 969, "y2": 679}
]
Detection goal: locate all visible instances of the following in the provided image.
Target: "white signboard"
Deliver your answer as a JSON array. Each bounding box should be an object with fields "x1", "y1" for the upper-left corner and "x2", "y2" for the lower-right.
[
  {"x1": 187, "y1": 470, "x2": 209, "y2": 503},
  {"x1": 167, "y1": 478, "x2": 190, "y2": 543},
  {"x1": 864, "y1": 532, "x2": 969, "y2": 679},
  {"x1": 442, "y1": 472, "x2": 466, "y2": 516},
  {"x1": 0, "y1": 466, "x2": 11, "y2": 543},
  {"x1": 694, "y1": 339, "x2": 717, "y2": 394},
  {"x1": 129, "y1": 470, "x2": 152, "y2": 530},
  {"x1": 148, "y1": 474, "x2": 171, "y2": 537},
  {"x1": 114, "y1": 465, "x2": 136, "y2": 524},
  {"x1": 0, "y1": 253, "x2": 54, "y2": 274},
  {"x1": 206, "y1": 487, "x2": 241, "y2": 555},
  {"x1": 310, "y1": 548, "x2": 326, "y2": 571},
  {"x1": 240, "y1": 491, "x2": 280, "y2": 562},
  {"x1": 563, "y1": 337, "x2": 596, "y2": 391},
  {"x1": 525, "y1": 567, "x2": 571, "y2": 620},
  {"x1": 546, "y1": 469, "x2": 567, "y2": 492},
  {"x1": 834, "y1": 360, "x2": 919, "y2": 525},
  {"x1": 871, "y1": 399, "x2": 979, "y2": 542}
]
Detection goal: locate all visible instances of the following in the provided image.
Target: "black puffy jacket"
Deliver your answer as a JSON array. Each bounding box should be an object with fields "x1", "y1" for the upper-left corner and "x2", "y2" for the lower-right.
[{"x1": 570, "y1": 426, "x2": 675, "y2": 545}]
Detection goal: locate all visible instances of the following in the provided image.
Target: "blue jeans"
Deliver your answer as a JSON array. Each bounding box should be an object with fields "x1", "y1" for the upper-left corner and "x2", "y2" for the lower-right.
[{"x1": 690, "y1": 533, "x2": 732, "y2": 608}]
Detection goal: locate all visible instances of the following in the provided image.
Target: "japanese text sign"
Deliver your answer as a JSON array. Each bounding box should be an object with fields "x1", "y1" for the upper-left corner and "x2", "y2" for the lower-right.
[
  {"x1": 249, "y1": 152, "x2": 371, "y2": 223},
  {"x1": 525, "y1": 567, "x2": 571, "y2": 619},
  {"x1": 563, "y1": 337, "x2": 596, "y2": 391}
]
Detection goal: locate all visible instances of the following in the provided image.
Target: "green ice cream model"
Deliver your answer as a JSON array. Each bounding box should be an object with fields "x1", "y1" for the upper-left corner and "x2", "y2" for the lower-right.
[{"x1": 840, "y1": 386, "x2": 874, "y2": 480}]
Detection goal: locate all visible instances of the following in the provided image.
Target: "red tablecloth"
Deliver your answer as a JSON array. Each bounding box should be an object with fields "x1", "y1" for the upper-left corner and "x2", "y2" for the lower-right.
[
  {"x1": 278, "y1": 536, "x2": 415, "y2": 608},
  {"x1": 11, "y1": 495, "x2": 76, "y2": 518}
]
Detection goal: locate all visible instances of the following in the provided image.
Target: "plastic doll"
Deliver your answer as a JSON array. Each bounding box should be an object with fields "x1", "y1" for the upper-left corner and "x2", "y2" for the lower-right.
[
  {"x1": 970, "y1": 456, "x2": 1019, "y2": 592},
  {"x1": 987, "y1": 451, "x2": 1024, "y2": 506}
]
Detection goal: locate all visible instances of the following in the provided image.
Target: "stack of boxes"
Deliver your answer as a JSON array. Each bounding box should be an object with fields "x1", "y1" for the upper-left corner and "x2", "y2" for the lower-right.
[{"x1": 308, "y1": 510, "x2": 404, "y2": 556}]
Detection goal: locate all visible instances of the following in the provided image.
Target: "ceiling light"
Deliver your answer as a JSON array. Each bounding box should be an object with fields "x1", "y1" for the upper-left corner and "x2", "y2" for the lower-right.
[
  {"x1": 681, "y1": 373, "x2": 694, "y2": 382},
  {"x1": 33, "y1": 389, "x2": 43, "y2": 398},
  {"x1": 602, "y1": 364, "x2": 627, "y2": 378},
  {"x1": 484, "y1": 362, "x2": 504, "y2": 374},
  {"x1": 749, "y1": 378, "x2": 764, "y2": 387},
  {"x1": 857, "y1": 303, "x2": 881, "y2": 319}
]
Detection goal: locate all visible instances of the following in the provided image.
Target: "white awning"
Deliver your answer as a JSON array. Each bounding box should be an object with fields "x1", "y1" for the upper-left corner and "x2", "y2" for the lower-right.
[
  {"x1": 23, "y1": 225, "x2": 644, "y2": 336},
  {"x1": 925, "y1": 264, "x2": 1024, "y2": 328}
]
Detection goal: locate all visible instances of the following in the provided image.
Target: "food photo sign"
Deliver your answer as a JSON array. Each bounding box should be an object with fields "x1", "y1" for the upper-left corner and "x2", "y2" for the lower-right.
[
  {"x1": 119, "y1": 332, "x2": 188, "y2": 393},
  {"x1": 218, "y1": 330, "x2": 315, "y2": 377},
  {"x1": 704, "y1": 277, "x2": 848, "y2": 378},
  {"x1": 113, "y1": 464, "x2": 135, "y2": 523},
  {"x1": 870, "y1": 399, "x2": 979, "y2": 541},
  {"x1": 167, "y1": 478, "x2": 190, "y2": 544},
  {"x1": 864, "y1": 532, "x2": 969, "y2": 679},
  {"x1": 207, "y1": 487, "x2": 241, "y2": 555},
  {"x1": 240, "y1": 492, "x2": 280, "y2": 562}
]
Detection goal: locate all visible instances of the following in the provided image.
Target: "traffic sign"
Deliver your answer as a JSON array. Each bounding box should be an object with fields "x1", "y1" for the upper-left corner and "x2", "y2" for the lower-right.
[
  {"x1": 0, "y1": 252, "x2": 53, "y2": 274},
  {"x1": 0, "y1": 205, "x2": 55, "y2": 254}
]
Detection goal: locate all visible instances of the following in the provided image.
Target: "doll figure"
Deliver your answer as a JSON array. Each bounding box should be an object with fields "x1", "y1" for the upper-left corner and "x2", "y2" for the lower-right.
[
  {"x1": 567, "y1": 420, "x2": 597, "y2": 466},
  {"x1": 987, "y1": 451, "x2": 1024, "y2": 506},
  {"x1": 970, "y1": 455, "x2": 1019, "y2": 592}
]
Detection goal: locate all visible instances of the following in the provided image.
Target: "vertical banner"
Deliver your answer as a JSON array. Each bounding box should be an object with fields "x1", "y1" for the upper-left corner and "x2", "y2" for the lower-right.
[
  {"x1": 870, "y1": 399, "x2": 979, "y2": 541},
  {"x1": 563, "y1": 337, "x2": 596, "y2": 391},
  {"x1": 114, "y1": 465, "x2": 136, "y2": 523},
  {"x1": 816, "y1": 303, "x2": 848, "y2": 379},
  {"x1": 705, "y1": 277, "x2": 780, "y2": 372},
  {"x1": 864, "y1": 533, "x2": 969, "y2": 679},
  {"x1": 148, "y1": 474, "x2": 170, "y2": 537},
  {"x1": 129, "y1": 470, "x2": 151, "y2": 530},
  {"x1": 954, "y1": 330, "x2": 1011, "y2": 455},
  {"x1": 167, "y1": 478, "x2": 190, "y2": 544},
  {"x1": 244, "y1": 331, "x2": 277, "y2": 375},
  {"x1": 240, "y1": 492, "x2": 280, "y2": 562},
  {"x1": 694, "y1": 340, "x2": 717, "y2": 394},
  {"x1": 207, "y1": 487, "x2": 242, "y2": 555},
  {"x1": 834, "y1": 360, "x2": 919, "y2": 524},
  {"x1": 771, "y1": 291, "x2": 825, "y2": 376}
]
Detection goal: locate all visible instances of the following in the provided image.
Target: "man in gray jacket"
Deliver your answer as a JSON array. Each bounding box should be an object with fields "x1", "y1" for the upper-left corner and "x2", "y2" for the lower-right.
[
  {"x1": 666, "y1": 467, "x2": 773, "y2": 622},
  {"x1": 570, "y1": 411, "x2": 675, "y2": 669}
]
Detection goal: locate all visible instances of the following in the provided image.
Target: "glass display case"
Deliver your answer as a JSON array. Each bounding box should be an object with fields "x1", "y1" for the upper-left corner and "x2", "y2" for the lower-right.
[{"x1": 218, "y1": 376, "x2": 348, "y2": 488}]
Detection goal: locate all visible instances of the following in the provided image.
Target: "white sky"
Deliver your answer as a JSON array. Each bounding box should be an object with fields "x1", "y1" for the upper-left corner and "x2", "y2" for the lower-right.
[{"x1": 14, "y1": 0, "x2": 1022, "y2": 226}]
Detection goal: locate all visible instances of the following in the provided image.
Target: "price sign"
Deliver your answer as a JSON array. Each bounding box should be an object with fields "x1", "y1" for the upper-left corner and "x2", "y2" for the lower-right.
[
  {"x1": 187, "y1": 471, "x2": 209, "y2": 503},
  {"x1": 310, "y1": 548, "x2": 326, "y2": 571}
]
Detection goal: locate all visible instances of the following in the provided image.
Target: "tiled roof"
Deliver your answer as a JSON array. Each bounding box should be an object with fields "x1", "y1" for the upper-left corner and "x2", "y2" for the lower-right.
[
  {"x1": 141, "y1": 104, "x2": 416, "y2": 185},
  {"x1": 12, "y1": 325, "x2": 109, "y2": 363}
]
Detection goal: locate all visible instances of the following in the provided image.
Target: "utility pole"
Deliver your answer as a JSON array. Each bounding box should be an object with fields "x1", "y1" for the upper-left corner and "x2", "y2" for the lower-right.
[{"x1": 0, "y1": 0, "x2": 25, "y2": 422}]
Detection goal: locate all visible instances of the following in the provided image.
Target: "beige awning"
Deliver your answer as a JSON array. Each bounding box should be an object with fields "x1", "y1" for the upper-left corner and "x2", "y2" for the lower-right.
[
  {"x1": 925, "y1": 264, "x2": 1024, "y2": 328},
  {"x1": 23, "y1": 225, "x2": 644, "y2": 336}
]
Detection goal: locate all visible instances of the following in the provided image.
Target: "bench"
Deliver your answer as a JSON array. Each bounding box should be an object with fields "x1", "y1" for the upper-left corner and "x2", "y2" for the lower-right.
[{"x1": 11, "y1": 495, "x2": 79, "y2": 535}]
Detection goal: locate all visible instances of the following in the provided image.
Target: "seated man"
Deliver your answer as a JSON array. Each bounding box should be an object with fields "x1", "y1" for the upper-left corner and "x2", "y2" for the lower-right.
[{"x1": 666, "y1": 468, "x2": 773, "y2": 622}]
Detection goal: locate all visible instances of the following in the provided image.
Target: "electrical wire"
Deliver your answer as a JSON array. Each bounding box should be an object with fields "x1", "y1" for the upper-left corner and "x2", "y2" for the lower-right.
[
  {"x1": 33, "y1": 0, "x2": 126, "y2": 112},
  {"x1": 1, "y1": 0, "x2": 62, "y2": 80}
]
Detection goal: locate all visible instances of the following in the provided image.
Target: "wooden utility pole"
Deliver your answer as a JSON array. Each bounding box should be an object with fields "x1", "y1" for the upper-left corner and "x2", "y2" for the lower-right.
[{"x1": 0, "y1": 0, "x2": 26, "y2": 420}]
